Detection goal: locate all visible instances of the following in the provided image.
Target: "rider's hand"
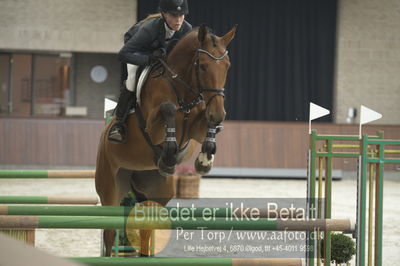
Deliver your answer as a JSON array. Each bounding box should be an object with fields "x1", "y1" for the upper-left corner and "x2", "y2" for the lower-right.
[{"x1": 148, "y1": 48, "x2": 166, "y2": 64}]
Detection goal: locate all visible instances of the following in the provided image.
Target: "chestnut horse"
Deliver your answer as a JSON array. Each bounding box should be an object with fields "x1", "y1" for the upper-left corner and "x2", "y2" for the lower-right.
[{"x1": 95, "y1": 24, "x2": 237, "y2": 256}]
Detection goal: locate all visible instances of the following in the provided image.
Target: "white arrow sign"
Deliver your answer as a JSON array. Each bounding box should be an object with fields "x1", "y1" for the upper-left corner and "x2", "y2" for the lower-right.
[
  {"x1": 309, "y1": 102, "x2": 330, "y2": 134},
  {"x1": 359, "y1": 105, "x2": 382, "y2": 138},
  {"x1": 104, "y1": 98, "x2": 117, "y2": 118}
]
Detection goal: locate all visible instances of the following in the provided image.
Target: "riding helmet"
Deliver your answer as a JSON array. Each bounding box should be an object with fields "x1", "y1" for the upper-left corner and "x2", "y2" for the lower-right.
[{"x1": 159, "y1": 0, "x2": 189, "y2": 15}]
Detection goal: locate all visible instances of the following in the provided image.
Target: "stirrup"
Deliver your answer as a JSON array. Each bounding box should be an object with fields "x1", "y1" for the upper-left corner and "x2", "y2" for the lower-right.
[{"x1": 108, "y1": 123, "x2": 127, "y2": 144}]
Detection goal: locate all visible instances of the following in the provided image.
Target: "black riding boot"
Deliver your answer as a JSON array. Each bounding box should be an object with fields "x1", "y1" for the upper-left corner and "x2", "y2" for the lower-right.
[{"x1": 107, "y1": 86, "x2": 135, "y2": 143}]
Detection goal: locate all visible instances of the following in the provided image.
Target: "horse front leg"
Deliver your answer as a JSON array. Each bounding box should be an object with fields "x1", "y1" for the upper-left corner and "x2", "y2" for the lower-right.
[
  {"x1": 195, "y1": 124, "x2": 223, "y2": 175},
  {"x1": 157, "y1": 101, "x2": 178, "y2": 177}
]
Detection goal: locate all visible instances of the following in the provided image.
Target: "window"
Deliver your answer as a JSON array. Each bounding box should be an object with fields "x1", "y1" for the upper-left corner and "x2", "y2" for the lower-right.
[
  {"x1": 0, "y1": 52, "x2": 72, "y2": 117},
  {"x1": 11, "y1": 54, "x2": 32, "y2": 116},
  {"x1": 33, "y1": 55, "x2": 71, "y2": 116},
  {"x1": 0, "y1": 54, "x2": 11, "y2": 114}
]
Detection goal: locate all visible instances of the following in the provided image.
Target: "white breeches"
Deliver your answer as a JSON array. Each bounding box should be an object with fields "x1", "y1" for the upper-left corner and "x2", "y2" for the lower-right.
[{"x1": 126, "y1": 64, "x2": 139, "y2": 92}]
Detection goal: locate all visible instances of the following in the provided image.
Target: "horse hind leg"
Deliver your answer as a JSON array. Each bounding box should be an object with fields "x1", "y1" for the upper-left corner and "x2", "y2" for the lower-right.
[
  {"x1": 157, "y1": 101, "x2": 178, "y2": 177},
  {"x1": 138, "y1": 200, "x2": 156, "y2": 257},
  {"x1": 95, "y1": 154, "x2": 119, "y2": 256},
  {"x1": 98, "y1": 183, "x2": 119, "y2": 256},
  {"x1": 130, "y1": 170, "x2": 176, "y2": 256}
]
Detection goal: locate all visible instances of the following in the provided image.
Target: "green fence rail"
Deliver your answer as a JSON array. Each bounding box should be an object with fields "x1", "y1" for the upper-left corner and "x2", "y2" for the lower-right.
[
  {"x1": 0, "y1": 170, "x2": 94, "y2": 179},
  {"x1": 0, "y1": 205, "x2": 300, "y2": 219},
  {"x1": 0, "y1": 196, "x2": 99, "y2": 205},
  {"x1": 0, "y1": 215, "x2": 352, "y2": 231},
  {"x1": 71, "y1": 257, "x2": 303, "y2": 266}
]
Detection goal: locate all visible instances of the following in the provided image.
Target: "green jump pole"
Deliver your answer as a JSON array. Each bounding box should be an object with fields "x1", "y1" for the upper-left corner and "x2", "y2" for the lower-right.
[
  {"x1": 71, "y1": 257, "x2": 303, "y2": 266},
  {"x1": 0, "y1": 196, "x2": 51, "y2": 204},
  {"x1": 0, "y1": 205, "x2": 130, "y2": 216},
  {"x1": 0, "y1": 215, "x2": 353, "y2": 231},
  {"x1": 0, "y1": 170, "x2": 49, "y2": 179},
  {"x1": 0, "y1": 205, "x2": 303, "y2": 219},
  {"x1": 0, "y1": 205, "x2": 228, "y2": 217},
  {"x1": 0, "y1": 170, "x2": 94, "y2": 179},
  {"x1": 73, "y1": 257, "x2": 232, "y2": 266},
  {"x1": 0, "y1": 196, "x2": 99, "y2": 205}
]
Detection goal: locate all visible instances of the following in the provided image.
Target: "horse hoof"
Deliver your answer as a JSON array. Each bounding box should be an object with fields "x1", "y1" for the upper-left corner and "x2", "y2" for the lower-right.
[
  {"x1": 195, "y1": 158, "x2": 212, "y2": 175},
  {"x1": 158, "y1": 158, "x2": 176, "y2": 177}
]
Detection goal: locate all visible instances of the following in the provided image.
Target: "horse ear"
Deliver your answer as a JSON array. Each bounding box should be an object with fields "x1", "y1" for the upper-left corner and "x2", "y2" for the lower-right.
[
  {"x1": 221, "y1": 24, "x2": 238, "y2": 47},
  {"x1": 198, "y1": 24, "x2": 208, "y2": 43}
]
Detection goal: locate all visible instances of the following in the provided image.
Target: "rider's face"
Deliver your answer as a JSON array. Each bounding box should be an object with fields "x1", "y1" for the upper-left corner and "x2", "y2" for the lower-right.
[{"x1": 163, "y1": 12, "x2": 185, "y2": 31}]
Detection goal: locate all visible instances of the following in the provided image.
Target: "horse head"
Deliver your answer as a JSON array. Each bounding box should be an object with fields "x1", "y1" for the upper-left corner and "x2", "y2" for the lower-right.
[
  {"x1": 195, "y1": 24, "x2": 236, "y2": 126},
  {"x1": 167, "y1": 24, "x2": 237, "y2": 126}
]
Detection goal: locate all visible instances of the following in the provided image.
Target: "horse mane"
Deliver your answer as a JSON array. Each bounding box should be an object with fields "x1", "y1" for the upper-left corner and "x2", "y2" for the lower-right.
[
  {"x1": 167, "y1": 26, "x2": 218, "y2": 58},
  {"x1": 167, "y1": 28, "x2": 199, "y2": 56}
]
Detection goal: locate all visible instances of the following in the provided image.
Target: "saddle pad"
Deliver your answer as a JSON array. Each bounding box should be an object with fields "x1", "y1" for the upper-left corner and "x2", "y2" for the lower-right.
[{"x1": 136, "y1": 65, "x2": 152, "y2": 106}]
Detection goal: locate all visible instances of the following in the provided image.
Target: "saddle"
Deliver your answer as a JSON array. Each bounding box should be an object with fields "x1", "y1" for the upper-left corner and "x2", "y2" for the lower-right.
[
  {"x1": 128, "y1": 61, "x2": 168, "y2": 115},
  {"x1": 135, "y1": 65, "x2": 152, "y2": 106}
]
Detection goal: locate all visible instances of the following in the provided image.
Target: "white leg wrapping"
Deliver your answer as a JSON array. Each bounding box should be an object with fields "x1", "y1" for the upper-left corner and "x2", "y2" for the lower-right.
[{"x1": 197, "y1": 152, "x2": 214, "y2": 168}]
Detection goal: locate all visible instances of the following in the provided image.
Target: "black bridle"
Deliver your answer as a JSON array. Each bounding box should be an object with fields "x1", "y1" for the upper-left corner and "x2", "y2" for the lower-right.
[{"x1": 159, "y1": 47, "x2": 228, "y2": 114}]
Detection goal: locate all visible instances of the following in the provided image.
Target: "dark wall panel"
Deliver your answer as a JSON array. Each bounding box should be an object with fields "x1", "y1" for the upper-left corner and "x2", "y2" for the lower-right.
[
  {"x1": 138, "y1": 0, "x2": 337, "y2": 121},
  {"x1": 1, "y1": 118, "x2": 400, "y2": 171}
]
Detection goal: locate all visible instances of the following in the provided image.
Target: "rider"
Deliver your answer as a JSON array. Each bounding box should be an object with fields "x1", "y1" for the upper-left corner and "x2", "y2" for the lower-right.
[{"x1": 108, "y1": 0, "x2": 192, "y2": 143}]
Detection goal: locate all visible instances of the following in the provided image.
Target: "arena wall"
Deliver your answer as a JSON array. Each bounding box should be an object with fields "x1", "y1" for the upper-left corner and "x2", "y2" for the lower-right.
[
  {"x1": 1, "y1": 118, "x2": 399, "y2": 171},
  {"x1": 0, "y1": 0, "x2": 136, "y2": 53},
  {"x1": 335, "y1": 0, "x2": 400, "y2": 124}
]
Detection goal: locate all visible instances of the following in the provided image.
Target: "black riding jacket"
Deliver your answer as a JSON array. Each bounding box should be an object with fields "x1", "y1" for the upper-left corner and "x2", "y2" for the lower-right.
[{"x1": 118, "y1": 16, "x2": 192, "y2": 66}]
